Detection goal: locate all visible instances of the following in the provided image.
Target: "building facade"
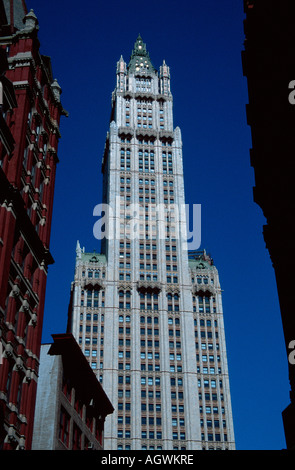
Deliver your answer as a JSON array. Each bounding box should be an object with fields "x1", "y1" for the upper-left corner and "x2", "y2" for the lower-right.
[
  {"x1": 0, "y1": 1, "x2": 67, "y2": 449},
  {"x1": 32, "y1": 333, "x2": 113, "y2": 450},
  {"x1": 67, "y1": 35, "x2": 235, "y2": 450},
  {"x1": 242, "y1": 0, "x2": 295, "y2": 449}
]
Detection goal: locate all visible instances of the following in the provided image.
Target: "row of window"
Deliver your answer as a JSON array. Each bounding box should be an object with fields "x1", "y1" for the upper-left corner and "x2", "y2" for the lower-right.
[
  {"x1": 125, "y1": 116, "x2": 165, "y2": 130},
  {"x1": 82, "y1": 270, "x2": 104, "y2": 279},
  {"x1": 140, "y1": 327, "x2": 159, "y2": 336},
  {"x1": 201, "y1": 432, "x2": 227, "y2": 442},
  {"x1": 118, "y1": 430, "x2": 166, "y2": 440},
  {"x1": 79, "y1": 324, "x2": 101, "y2": 333},
  {"x1": 199, "y1": 392, "x2": 224, "y2": 402},
  {"x1": 195, "y1": 330, "x2": 219, "y2": 339},
  {"x1": 81, "y1": 299, "x2": 104, "y2": 308},
  {"x1": 194, "y1": 305, "x2": 217, "y2": 313},
  {"x1": 120, "y1": 148, "x2": 174, "y2": 174},
  {"x1": 192, "y1": 276, "x2": 213, "y2": 285},
  {"x1": 141, "y1": 417, "x2": 162, "y2": 425},
  {"x1": 135, "y1": 77, "x2": 152, "y2": 93},
  {"x1": 80, "y1": 313, "x2": 99, "y2": 322},
  {"x1": 118, "y1": 374, "x2": 177, "y2": 388},
  {"x1": 200, "y1": 406, "x2": 225, "y2": 415},
  {"x1": 79, "y1": 334, "x2": 104, "y2": 345},
  {"x1": 197, "y1": 366, "x2": 221, "y2": 375},
  {"x1": 196, "y1": 343, "x2": 219, "y2": 351},
  {"x1": 195, "y1": 318, "x2": 217, "y2": 327},
  {"x1": 197, "y1": 354, "x2": 221, "y2": 363}
]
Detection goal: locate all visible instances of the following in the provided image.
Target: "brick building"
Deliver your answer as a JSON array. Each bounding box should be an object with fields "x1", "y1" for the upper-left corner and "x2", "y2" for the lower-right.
[{"x1": 0, "y1": 1, "x2": 67, "y2": 449}]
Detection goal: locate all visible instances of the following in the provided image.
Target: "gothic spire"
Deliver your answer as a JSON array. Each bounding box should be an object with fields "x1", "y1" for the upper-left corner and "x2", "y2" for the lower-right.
[{"x1": 128, "y1": 34, "x2": 155, "y2": 73}]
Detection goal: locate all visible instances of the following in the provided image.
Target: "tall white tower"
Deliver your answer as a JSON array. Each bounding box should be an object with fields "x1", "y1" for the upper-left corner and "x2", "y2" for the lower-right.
[{"x1": 67, "y1": 35, "x2": 235, "y2": 451}]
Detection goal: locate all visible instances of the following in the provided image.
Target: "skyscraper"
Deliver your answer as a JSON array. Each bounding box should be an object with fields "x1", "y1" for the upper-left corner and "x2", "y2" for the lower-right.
[{"x1": 67, "y1": 35, "x2": 235, "y2": 451}]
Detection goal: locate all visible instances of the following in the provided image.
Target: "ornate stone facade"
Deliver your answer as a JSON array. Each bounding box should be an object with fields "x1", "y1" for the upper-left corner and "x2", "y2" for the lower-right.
[{"x1": 67, "y1": 35, "x2": 235, "y2": 450}]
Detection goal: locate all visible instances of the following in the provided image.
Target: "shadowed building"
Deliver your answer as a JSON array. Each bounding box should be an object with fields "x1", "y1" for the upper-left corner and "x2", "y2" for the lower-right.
[
  {"x1": 32, "y1": 333, "x2": 113, "y2": 450},
  {"x1": 242, "y1": 0, "x2": 295, "y2": 449}
]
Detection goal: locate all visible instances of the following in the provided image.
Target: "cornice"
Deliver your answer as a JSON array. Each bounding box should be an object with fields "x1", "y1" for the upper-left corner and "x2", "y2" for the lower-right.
[
  {"x1": 192, "y1": 284, "x2": 215, "y2": 297},
  {"x1": 117, "y1": 282, "x2": 133, "y2": 292},
  {"x1": 136, "y1": 280, "x2": 162, "y2": 293},
  {"x1": 120, "y1": 90, "x2": 172, "y2": 102},
  {"x1": 117, "y1": 126, "x2": 174, "y2": 141}
]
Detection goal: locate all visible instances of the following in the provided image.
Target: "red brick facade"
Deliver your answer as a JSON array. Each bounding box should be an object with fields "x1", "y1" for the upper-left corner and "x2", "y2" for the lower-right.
[{"x1": 0, "y1": 1, "x2": 67, "y2": 449}]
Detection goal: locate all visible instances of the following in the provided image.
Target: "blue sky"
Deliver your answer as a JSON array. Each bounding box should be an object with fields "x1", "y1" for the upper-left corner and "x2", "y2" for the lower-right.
[{"x1": 28, "y1": 0, "x2": 289, "y2": 450}]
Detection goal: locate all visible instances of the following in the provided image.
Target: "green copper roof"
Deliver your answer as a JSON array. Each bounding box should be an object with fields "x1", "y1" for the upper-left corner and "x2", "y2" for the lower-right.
[
  {"x1": 188, "y1": 250, "x2": 214, "y2": 270},
  {"x1": 188, "y1": 258, "x2": 213, "y2": 270},
  {"x1": 128, "y1": 34, "x2": 155, "y2": 73},
  {"x1": 80, "y1": 252, "x2": 107, "y2": 265}
]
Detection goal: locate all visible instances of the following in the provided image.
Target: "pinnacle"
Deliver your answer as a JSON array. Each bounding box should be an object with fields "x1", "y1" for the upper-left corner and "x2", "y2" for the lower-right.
[{"x1": 128, "y1": 34, "x2": 155, "y2": 72}]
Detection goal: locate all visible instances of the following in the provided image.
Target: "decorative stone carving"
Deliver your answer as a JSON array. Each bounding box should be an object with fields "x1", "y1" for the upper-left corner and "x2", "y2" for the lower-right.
[{"x1": 136, "y1": 281, "x2": 162, "y2": 294}]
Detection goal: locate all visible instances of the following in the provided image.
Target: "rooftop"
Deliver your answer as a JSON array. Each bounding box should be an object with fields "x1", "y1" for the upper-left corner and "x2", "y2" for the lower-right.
[
  {"x1": 76, "y1": 241, "x2": 107, "y2": 265},
  {"x1": 48, "y1": 333, "x2": 114, "y2": 417},
  {"x1": 188, "y1": 250, "x2": 214, "y2": 270},
  {"x1": 128, "y1": 33, "x2": 155, "y2": 73}
]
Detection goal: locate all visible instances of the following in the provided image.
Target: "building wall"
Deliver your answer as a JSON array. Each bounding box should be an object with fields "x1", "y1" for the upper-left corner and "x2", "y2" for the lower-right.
[
  {"x1": 189, "y1": 253, "x2": 235, "y2": 448},
  {"x1": 31, "y1": 344, "x2": 61, "y2": 450},
  {"x1": 242, "y1": 0, "x2": 295, "y2": 449},
  {"x1": 67, "y1": 36, "x2": 235, "y2": 451},
  {"x1": 32, "y1": 336, "x2": 112, "y2": 450},
  {"x1": 0, "y1": 3, "x2": 66, "y2": 449}
]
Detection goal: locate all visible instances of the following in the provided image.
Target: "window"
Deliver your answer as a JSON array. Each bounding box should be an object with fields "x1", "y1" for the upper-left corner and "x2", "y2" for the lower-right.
[
  {"x1": 72, "y1": 424, "x2": 82, "y2": 450},
  {"x1": 59, "y1": 407, "x2": 70, "y2": 447}
]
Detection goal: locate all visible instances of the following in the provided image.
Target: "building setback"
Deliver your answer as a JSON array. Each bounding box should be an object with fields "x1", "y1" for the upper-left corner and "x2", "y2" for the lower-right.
[
  {"x1": 0, "y1": 1, "x2": 67, "y2": 449},
  {"x1": 32, "y1": 333, "x2": 113, "y2": 450},
  {"x1": 242, "y1": 0, "x2": 295, "y2": 449},
  {"x1": 67, "y1": 35, "x2": 235, "y2": 450}
]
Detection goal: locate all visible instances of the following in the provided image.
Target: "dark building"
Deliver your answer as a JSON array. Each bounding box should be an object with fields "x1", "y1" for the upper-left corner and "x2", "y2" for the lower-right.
[
  {"x1": 242, "y1": 0, "x2": 295, "y2": 449},
  {"x1": 32, "y1": 333, "x2": 114, "y2": 450},
  {"x1": 0, "y1": 1, "x2": 67, "y2": 449}
]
